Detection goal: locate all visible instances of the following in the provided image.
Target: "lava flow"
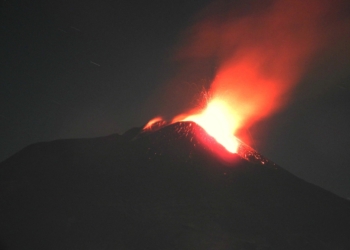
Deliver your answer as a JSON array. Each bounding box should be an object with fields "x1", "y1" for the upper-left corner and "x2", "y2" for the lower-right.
[
  {"x1": 144, "y1": 96, "x2": 242, "y2": 155},
  {"x1": 174, "y1": 98, "x2": 240, "y2": 153}
]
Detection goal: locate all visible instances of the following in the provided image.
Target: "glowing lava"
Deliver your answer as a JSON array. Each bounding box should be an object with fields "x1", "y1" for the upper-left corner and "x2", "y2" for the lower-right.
[
  {"x1": 144, "y1": 98, "x2": 241, "y2": 154},
  {"x1": 143, "y1": 116, "x2": 164, "y2": 130},
  {"x1": 177, "y1": 98, "x2": 240, "y2": 153}
]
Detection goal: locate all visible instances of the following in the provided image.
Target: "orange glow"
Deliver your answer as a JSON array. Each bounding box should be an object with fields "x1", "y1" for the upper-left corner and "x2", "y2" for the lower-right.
[
  {"x1": 143, "y1": 116, "x2": 163, "y2": 130},
  {"x1": 179, "y1": 99, "x2": 239, "y2": 153},
  {"x1": 143, "y1": 0, "x2": 350, "y2": 159}
]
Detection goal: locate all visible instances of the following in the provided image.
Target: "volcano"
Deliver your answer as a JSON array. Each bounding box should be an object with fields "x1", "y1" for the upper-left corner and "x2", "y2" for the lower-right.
[{"x1": 0, "y1": 122, "x2": 349, "y2": 249}]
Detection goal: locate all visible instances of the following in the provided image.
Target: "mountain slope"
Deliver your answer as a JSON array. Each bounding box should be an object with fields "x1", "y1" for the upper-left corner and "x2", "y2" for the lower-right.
[{"x1": 0, "y1": 122, "x2": 349, "y2": 249}]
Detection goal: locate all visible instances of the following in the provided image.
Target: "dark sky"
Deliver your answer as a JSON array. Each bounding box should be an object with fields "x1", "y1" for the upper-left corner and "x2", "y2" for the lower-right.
[{"x1": 1, "y1": 0, "x2": 350, "y2": 198}]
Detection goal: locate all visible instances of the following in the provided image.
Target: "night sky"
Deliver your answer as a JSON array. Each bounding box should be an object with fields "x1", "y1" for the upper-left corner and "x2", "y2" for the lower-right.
[{"x1": 1, "y1": 0, "x2": 350, "y2": 198}]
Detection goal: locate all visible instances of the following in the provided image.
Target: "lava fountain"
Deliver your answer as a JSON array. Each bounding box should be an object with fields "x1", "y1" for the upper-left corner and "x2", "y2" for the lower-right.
[
  {"x1": 174, "y1": 98, "x2": 240, "y2": 153},
  {"x1": 143, "y1": 95, "x2": 243, "y2": 155},
  {"x1": 143, "y1": 0, "x2": 350, "y2": 158}
]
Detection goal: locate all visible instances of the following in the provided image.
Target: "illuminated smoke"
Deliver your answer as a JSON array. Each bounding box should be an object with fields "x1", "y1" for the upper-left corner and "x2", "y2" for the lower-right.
[{"x1": 170, "y1": 0, "x2": 350, "y2": 136}]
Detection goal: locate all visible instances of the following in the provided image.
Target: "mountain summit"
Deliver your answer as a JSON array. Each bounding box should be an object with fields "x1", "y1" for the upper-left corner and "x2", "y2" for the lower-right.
[{"x1": 1, "y1": 122, "x2": 349, "y2": 249}]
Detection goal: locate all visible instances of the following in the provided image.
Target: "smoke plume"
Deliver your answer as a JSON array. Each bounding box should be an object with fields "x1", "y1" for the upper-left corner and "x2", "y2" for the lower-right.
[{"x1": 160, "y1": 0, "x2": 350, "y2": 134}]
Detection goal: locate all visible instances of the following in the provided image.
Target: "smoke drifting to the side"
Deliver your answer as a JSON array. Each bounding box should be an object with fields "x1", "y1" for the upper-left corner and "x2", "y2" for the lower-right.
[{"x1": 164, "y1": 0, "x2": 350, "y2": 137}]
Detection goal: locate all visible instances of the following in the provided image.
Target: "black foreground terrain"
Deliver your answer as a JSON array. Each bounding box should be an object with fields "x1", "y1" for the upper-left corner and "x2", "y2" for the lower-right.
[{"x1": 0, "y1": 122, "x2": 349, "y2": 250}]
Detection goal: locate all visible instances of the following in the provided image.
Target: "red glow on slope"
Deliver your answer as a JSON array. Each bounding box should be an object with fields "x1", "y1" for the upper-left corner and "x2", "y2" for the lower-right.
[
  {"x1": 178, "y1": 99, "x2": 239, "y2": 153},
  {"x1": 143, "y1": 116, "x2": 164, "y2": 130}
]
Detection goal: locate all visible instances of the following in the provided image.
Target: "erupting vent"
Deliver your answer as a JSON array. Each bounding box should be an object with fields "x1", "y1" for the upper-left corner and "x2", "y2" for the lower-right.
[{"x1": 143, "y1": 120, "x2": 274, "y2": 167}]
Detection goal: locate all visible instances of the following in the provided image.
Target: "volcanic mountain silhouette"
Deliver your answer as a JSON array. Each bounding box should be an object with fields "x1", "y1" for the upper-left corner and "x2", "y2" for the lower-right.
[{"x1": 0, "y1": 122, "x2": 349, "y2": 249}]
